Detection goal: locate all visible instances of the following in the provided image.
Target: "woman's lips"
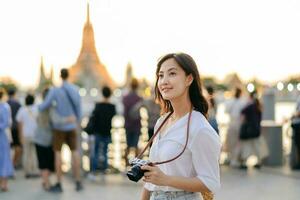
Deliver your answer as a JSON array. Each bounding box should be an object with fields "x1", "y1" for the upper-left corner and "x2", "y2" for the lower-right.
[{"x1": 161, "y1": 87, "x2": 172, "y2": 93}]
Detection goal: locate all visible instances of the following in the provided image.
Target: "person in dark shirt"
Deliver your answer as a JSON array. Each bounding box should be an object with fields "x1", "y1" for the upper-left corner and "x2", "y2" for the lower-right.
[
  {"x1": 90, "y1": 86, "x2": 116, "y2": 175},
  {"x1": 239, "y1": 91, "x2": 267, "y2": 169},
  {"x1": 7, "y1": 88, "x2": 22, "y2": 168}
]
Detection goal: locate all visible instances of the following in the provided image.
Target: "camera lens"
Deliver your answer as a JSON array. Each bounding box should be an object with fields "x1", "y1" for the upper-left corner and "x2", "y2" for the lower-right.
[{"x1": 126, "y1": 165, "x2": 145, "y2": 182}]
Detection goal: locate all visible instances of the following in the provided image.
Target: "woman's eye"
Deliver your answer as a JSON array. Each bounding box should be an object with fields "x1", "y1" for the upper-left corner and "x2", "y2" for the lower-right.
[
  {"x1": 158, "y1": 74, "x2": 164, "y2": 78},
  {"x1": 169, "y1": 72, "x2": 176, "y2": 76}
]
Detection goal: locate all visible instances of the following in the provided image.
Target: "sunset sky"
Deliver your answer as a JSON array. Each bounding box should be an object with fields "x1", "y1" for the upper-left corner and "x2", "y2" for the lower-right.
[{"x1": 0, "y1": 0, "x2": 300, "y2": 89}]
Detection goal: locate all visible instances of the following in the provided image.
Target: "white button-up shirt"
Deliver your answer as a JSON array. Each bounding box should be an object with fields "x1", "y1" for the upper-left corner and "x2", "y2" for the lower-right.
[{"x1": 144, "y1": 110, "x2": 221, "y2": 194}]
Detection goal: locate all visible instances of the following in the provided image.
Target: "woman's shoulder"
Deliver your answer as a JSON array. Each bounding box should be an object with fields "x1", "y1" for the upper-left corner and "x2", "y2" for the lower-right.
[
  {"x1": 191, "y1": 110, "x2": 207, "y2": 127},
  {"x1": 190, "y1": 111, "x2": 220, "y2": 143}
]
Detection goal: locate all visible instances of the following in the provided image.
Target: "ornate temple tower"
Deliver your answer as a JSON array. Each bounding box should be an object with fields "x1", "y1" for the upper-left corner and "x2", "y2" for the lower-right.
[
  {"x1": 37, "y1": 56, "x2": 53, "y2": 92},
  {"x1": 69, "y1": 4, "x2": 116, "y2": 91},
  {"x1": 124, "y1": 62, "x2": 133, "y2": 88}
]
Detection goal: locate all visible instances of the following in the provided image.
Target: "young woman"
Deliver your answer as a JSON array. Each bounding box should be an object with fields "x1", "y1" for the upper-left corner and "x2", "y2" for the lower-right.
[
  {"x1": 140, "y1": 53, "x2": 221, "y2": 200},
  {"x1": 0, "y1": 88, "x2": 14, "y2": 192}
]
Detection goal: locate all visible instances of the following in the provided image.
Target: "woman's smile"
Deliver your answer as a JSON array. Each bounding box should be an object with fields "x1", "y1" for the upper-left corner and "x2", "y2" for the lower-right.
[{"x1": 161, "y1": 87, "x2": 173, "y2": 93}]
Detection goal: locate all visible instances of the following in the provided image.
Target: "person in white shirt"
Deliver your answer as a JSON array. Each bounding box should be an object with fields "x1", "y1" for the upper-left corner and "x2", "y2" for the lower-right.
[
  {"x1": 140, "y1": 53, "x2": 221, "y2": 200},
  {"x1": 16, "y1": 94, "x2": 39, "y2": 178},
  {"x1": 224, "y1": 88, "x2": 247, "y2": 167}
]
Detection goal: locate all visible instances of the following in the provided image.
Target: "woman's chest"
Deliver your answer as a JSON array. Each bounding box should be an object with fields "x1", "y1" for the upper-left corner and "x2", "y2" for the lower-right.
[{"x1": 150, "y1": 134, "x2": 192, "y2": 163}]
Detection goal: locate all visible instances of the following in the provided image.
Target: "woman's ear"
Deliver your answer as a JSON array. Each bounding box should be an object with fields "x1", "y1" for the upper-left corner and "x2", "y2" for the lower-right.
[{"x1": 186, "y1": 74, "x2": 194, "y2": 86}]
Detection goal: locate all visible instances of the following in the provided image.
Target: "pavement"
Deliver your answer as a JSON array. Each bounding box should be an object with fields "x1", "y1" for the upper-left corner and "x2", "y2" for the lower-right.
[{"x1": 1, "y1": 166, "x2": 300, "y2": 200}]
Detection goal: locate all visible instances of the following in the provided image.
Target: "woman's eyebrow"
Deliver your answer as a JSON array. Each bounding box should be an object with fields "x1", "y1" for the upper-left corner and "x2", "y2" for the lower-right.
[
  {"x1": 159, "y1": 67, "x2": 178, "y2": 73},
  {"x1": 167, "y1": 67, "x2": 178, "y2": 72}
]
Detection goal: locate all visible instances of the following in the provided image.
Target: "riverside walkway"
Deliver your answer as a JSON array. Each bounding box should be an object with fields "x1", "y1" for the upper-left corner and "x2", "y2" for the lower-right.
[{"x1": 1, "y1": 166, "x2": 300, "y2": 200}]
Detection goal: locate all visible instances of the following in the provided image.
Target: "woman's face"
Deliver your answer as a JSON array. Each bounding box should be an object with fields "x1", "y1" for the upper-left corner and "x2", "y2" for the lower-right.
[{"x1": 157, "y1": 58, "x2": 193, "y2": 101}]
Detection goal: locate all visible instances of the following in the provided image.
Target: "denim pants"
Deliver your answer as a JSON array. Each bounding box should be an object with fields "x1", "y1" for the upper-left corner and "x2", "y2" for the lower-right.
[
  {"x1": 91, "y1": 135, "x2": 111, "y2": 172},
  {"x1": 150, "y1": 191, "x2": 201, "y2": 200}
]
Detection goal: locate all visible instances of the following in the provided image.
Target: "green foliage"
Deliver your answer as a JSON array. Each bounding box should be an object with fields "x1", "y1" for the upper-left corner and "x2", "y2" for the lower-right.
[{"x1": 0, "y1": 82, "x2": 17, "y2": 91}]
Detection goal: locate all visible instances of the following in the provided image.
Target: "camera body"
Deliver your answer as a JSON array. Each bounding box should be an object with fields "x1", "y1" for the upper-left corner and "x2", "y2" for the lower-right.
[{"x1": 126, "y1": 158, "x2": 151, "y2": 182}]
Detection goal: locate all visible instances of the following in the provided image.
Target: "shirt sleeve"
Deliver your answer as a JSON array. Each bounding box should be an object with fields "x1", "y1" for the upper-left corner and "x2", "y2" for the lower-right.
[
  {"x1": 190, "y1": 127, "x2": 221, "y2": 194},
  {"x1": 39, "y1": 88, "x2": 55, "y2": 111}
]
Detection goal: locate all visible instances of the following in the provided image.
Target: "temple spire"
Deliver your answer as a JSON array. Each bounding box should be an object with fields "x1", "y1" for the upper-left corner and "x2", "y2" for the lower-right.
[
  {"x1": 37, "y1": 56, "x2": 50, "y2": 92},
  {"x1": 125, "y1": 62, "x2": 133, "y2": 88},
  {"x1": 69, "y1": 3, "x2": 116, "y2": 90},
  {"x1": 40, "y1": 56, "x2": 46, "y2": 80},
  {"x1": 87, "y1": 3, "x2": 90, "y2": 24},
  {"x1": 49, "y1": 65, "x2": 54, "y2": 84}
]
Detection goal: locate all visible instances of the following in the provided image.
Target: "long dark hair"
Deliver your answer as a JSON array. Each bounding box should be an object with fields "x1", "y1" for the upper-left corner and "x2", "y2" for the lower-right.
[
  {"x1": 250, "y1": 91, "x2": 262, "y2": 113},
  {"x1": 154, "y1": 53, "x2": 208, "y2": 117}
]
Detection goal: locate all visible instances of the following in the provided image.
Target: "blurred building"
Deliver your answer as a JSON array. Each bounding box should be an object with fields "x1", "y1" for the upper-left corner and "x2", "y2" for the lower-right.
[
  {"x1": 68, "y1": 4, "x2": 116, "y2": 91},
  {"x1": 223, "y1": 73, "x2": 243, "y2": 90},
  {"x1": 122, "y1": 62, "x2": 150, "y2": 98},
  {"x1": 124, "y1": 62, "x2": 133, "y2": 89},
  {"x1": 36, "y1": 56, "x2": 53, "y2": 93}
]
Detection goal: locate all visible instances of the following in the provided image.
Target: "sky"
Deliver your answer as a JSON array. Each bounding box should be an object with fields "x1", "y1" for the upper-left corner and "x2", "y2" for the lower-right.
[{"x1": 0, "y1": 0, "x2": 300, "y2": 89}]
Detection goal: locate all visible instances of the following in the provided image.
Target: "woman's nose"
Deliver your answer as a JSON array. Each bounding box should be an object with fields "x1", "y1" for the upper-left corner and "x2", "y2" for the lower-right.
[{"x1": 160, "y1": 75, "x2": 169, "y2": 84}]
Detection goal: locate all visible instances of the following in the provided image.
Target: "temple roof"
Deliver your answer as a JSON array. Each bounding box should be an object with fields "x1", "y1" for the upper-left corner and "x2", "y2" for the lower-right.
[{"x1": 69, "y1": 3, "x2": 116, "y2": 90}]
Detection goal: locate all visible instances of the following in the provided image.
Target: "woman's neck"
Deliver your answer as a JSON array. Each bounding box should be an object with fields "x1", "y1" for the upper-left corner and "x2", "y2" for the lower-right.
[{"x1": 170, "y1": 95, "x2": 192, "y2": 120}]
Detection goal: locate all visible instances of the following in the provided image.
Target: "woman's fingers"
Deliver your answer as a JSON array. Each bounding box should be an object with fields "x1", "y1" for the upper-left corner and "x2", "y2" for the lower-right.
[
  {"x1": 141, "y1": 165, "x2": 155, "y2": 171},
  {"x1": 144, "y1": 171, "x2": 152, "y2": 176}
]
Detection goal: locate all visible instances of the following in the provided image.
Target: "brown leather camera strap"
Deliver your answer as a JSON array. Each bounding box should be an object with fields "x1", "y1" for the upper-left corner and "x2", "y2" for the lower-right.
[{"x1": 137, "y1": 109, "x2": 192, "y2": 165}]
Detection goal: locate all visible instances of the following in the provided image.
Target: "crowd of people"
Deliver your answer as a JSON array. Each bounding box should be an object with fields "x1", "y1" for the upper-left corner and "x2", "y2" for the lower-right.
[
  {"x1": 0, "y1": 69, "x2": 84, "y2": 193},
  {"x1": 0, "y1": 67, "x2": 163, "y2": 193},
  {"x1": 0, "y1": 53, "x2": 300, "y2": 200}
]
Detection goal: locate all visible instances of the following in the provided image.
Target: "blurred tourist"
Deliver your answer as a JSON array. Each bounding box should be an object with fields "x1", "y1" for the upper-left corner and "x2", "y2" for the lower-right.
[
  {"x1": 34, "y1": 88, "x2": 76, "y2": 190},
  {"x1": 291, "y1": 95, "x2": 300, "y2": 169},
  {"x1": 16, "y1": 94, "x2": 39, "y2": 178},
  {"x1": 0, "y1": 88, "x2": 14, "y2": 192},
  {"x1": 224, "y1": 88, "x2": 246, "y2": 166},
  {"x1": 143, "y1": 89, "x2": 161, "y2": 141},
  {"x1": 88, "y1": 86, "x2": 116, "y2": 179},
  {"x1": 206, "y1": 86, "x2": 219, "y2": 134},
  {"x1": 122, "y1": 78, "x2": 142, "y2": 167},
  {"x1": 7, "y1": 88, "x2": 22, "y2": 168},
  {"x1": 38, "y1": 68, "x2": 83, "y2": 192},
  {"x1": 237, "y1": 91, "x2": 268, "y2": 169}
]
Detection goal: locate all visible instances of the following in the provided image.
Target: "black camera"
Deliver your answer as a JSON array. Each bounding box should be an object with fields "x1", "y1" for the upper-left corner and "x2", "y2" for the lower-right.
[{"x1": 126, "y1": 158, "x2": 151, "y2": 182}]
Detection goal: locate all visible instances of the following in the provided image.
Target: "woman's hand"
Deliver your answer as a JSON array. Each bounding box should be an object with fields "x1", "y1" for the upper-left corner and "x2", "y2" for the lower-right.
[{"x1": 141, "y1": 165, "x2": 169, "y2": 186}]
